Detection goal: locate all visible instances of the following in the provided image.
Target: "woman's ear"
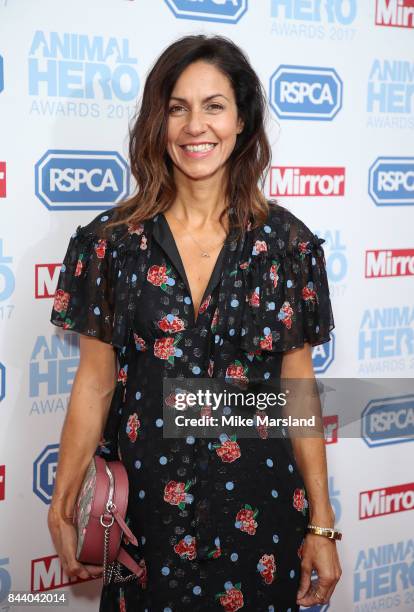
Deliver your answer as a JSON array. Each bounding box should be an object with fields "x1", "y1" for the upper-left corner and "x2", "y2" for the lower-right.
[{"x1": 237, "y1": 117, "x2": 244, "y2": 134}]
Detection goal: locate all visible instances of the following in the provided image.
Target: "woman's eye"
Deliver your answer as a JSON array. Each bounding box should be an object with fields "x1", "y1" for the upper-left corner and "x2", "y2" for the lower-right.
[
  {"x1": 169, "y1": 105, "x2": 185, "y2": 114},
  {"x1": 168, "y1": 103, "x2": 224, "y2": 114}
]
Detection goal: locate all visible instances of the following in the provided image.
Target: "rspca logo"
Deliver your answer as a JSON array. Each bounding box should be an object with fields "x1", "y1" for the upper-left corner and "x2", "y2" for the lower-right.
[
  {"x1": 362, "y1": 395, "x2": 414, "y2": 447},
  {"x1": 164, "y1": 0, "x2": 248, "y2": 23},
  {"x1": 269, "y1": 65, "x2": 342, "y2": 121},
  {"x1": 35, "y1": 150, "x2": 130, "y2": 211},
  {"x1": 312, "y1": 332, "x2": 335, "y2": 374},
  {"x1": 33, "y1": 444, "x2": 59, "y2": 504},
  {"x1": 369, "y1": 157, "x2": 414, "y2": 207}
]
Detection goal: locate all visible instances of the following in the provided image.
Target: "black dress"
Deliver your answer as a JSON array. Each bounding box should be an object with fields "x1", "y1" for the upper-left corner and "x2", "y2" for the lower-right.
[{"x1": 50, "y1": 201, "x2": 335, "y2": 612}]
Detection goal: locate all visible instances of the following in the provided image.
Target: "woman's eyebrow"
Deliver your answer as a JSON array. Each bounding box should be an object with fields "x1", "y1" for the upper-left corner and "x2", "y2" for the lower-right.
[{"x1": 169, "y1": 94, "x2": 229, "y2": 103}]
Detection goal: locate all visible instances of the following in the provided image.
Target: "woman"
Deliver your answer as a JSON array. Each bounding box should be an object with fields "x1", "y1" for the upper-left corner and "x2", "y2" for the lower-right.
[{"x1": 48, "y1": 34, "x2": 341, "y2": 611}]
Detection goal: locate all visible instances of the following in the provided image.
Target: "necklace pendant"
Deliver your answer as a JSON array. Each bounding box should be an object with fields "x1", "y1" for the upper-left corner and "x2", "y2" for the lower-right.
[{"x1": 201, "y1": 252, "x2": 210, "y2": 258}]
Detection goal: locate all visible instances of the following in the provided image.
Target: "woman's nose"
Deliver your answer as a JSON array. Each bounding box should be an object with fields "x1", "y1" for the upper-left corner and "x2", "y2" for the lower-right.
[{"x1": 184, "y1": 111, "x2": 207, "y2": 135}]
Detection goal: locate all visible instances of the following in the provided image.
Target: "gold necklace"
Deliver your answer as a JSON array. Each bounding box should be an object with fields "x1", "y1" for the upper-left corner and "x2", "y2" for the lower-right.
[{"x1": 166, "y1": 210, "x2": 227, "y2": 258}]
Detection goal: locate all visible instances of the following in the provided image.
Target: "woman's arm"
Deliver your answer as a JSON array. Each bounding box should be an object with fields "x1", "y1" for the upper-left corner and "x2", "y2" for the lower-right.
[
  {"x1": 281, "y1": 342, "x2": 342, "y2": 607},
  {"x1": 47, "y1": 335, "x2": 118, "y2": 579},
  {"x1": 280, "y1": 342, "x2": 334, "y2": 525}
]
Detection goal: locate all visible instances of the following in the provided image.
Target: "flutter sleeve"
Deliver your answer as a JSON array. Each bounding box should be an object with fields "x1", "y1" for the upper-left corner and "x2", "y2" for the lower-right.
[
  {"x1": 238, "y1": 210, "x2": 335, "y2": 354},
  {"x1": 50, "y1": 223, "x2": 128, "y2": 349}
]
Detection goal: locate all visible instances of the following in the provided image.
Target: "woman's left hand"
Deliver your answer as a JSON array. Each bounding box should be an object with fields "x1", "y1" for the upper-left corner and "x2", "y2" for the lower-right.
[{"x1": 296, "y1": 533, "x2": 342, "y2": 607}]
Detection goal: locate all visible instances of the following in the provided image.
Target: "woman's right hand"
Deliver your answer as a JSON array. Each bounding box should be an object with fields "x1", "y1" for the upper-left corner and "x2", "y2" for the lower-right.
[{"x1": 48, "y1": 505, "x2": 103, "y2": 580}]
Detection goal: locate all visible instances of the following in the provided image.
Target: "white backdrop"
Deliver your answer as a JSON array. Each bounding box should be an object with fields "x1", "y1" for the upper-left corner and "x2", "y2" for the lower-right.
[{"x1": 1, "y1": 1, "x2": 414, "y2": 611}]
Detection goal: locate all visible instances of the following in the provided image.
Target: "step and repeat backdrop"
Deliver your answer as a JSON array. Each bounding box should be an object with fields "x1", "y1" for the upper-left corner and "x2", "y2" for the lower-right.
[{"x1": 1, "y1": 1, "x2": 413, "y2": 610}]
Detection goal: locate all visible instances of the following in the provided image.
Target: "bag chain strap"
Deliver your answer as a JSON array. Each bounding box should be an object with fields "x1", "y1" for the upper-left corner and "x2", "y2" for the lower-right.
[{"x1": 102, "y1": 522, "x2": 139, "y2": 585}]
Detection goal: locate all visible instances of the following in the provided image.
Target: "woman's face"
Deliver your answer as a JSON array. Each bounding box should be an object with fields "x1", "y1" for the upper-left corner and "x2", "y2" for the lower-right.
[{"x1": 166, "y1": 60, "x2": 244, "y2": 181}]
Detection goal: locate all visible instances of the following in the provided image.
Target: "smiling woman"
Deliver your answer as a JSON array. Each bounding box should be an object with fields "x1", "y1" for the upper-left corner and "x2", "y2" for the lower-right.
[
  {"x1": 49, "y1": 34, "x2": 340, "y2": 612},
  {"x1": 166, "y1": 63, "x2": 244, "y2": 179}
]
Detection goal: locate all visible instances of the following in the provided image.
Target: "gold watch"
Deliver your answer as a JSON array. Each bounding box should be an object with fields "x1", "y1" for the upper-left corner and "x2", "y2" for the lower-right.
[{"x1": 306, "y1": 524, "x2": 342, "y2": 541}]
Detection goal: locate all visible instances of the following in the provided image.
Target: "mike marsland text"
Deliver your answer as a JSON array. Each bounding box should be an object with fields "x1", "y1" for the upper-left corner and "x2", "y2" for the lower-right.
[{"x1": 174, "y1": 414, "x2": 316, "y2": 428}]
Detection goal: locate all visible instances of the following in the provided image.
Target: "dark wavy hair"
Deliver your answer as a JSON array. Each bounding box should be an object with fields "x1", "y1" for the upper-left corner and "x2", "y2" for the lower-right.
[{"x1": 106, "y1": 34, "x2": 273, "y2": 239}]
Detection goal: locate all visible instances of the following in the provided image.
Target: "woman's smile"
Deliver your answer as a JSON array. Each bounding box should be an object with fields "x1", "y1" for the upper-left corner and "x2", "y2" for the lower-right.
[{"x1": 179, "y1": 142, "x2": 218, "y2": 159}]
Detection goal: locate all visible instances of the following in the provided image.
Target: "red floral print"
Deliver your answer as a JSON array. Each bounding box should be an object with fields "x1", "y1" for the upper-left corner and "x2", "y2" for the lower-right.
[
  {"x1": 74, "y1": 257, "x2": 84, "y2": 277},
  {"x1": 163, "y1": 479, "x2": 194, "y2": 510},
  {"x1": 259, "y1": 332, "x2": 272, "y2": 351},
  {"x1": 127, "y1": 221, "x2": 144, "y2": 235},
  {"x1": 117, "y1": 367, "x2": 127, "y2": 385},
  {"x1": 154, "y1": 335, "x2": 182, "y2": 364},
  {"x1": 211, "y1": 307, "x2": 219, "y2": 332},
  {"x1": 158, "y1": 314, "x2": 185, "y2": 333},
  {"x1": 269, "y1": 261, "x2": 279, "y2": 288},
  {"x1": 257, "y1": 553, "x2": 276, "y2": 584},
  {"x1": 53, "y1": 289, "x2": 70, "y2": 314},
  {"x1": 248, "y1": 288, "x2": 260, "y2": 308},
  {"x1": 147, "y1": 264, "x2": 168, "y2": 287},
  {"x1": 225, "y1": 361, "x2": 248, "y2": 386},
  {"x1": 216, "y1": 583, "x2": 244, "y2": 611},
  {"x1": 235, "y1": 504, "x2": 258, "y2": 535},
  {"x1": 298, "y1": 240, "x2": 312, "y2": 256},
  {"x1": 214, "y1": 437, "x2": 241, "y2": 463},
  {"x1": 293, "y1": 487, "x2": 308, "y2": 514},
  {"x1": 255, "y1": 409, "x2": 269, "y2": 439},
  {"x1": 278, "y1": 301, "x2": 294, "y2": 329},
  {"x1": 302, "y1": 285, "x2": 317, "y2": 303},
  {"x1": 133, "y1": 333, "x2": 148, "y2": 351},
  {"x1": 126, "y1": 413, "x2": 140, "y2": 443},
  {"x1": 95, "y1": 239, "x2": 107, "y2": 259},
  {"x1": 173, "y1": 536, "x2": 197, "y2": 560},
  {"x1": 199, "y1": 294, "x2": 211, "y2": 314},
  {"x1": 253, "y1": 240, "x2": 268, "y2": 255}
]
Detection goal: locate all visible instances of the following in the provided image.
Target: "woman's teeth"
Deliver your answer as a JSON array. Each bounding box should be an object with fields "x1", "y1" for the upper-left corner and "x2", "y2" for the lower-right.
[{"x1": 183, "y1": 143, "x2": 216, "y2": 152}]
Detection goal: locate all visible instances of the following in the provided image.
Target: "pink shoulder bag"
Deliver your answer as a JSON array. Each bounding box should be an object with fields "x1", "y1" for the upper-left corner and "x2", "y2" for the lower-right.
[{"x1": 74, "y1": 455, "x2": 146, "y2": 585}]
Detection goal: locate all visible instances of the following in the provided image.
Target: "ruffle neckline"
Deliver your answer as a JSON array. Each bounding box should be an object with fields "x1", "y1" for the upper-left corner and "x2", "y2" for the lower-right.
[{"x1": 70, "y1": 204, "x2": 333, "y2": 357}]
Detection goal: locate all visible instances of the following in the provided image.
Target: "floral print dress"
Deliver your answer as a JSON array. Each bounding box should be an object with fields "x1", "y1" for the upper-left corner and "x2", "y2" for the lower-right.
[{"x1": 50, "y1": 201, "x2": 335, "y2": 612}]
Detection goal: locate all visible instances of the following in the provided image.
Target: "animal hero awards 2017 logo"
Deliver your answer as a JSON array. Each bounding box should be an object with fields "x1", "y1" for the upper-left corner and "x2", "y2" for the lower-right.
[
  {"x1": 353, "y1": 537, "x2": 414, "y2": 610},
  {"x1": 28, "y1": 31, "x2": 140, "y2": 119},
  {"x1": 29, "y1": 333, "x2": 79, "y2": 417},
  {"x1": 367, "y1": 59, "x2": 414, "y2": 130},
  {"x1": 270, "y1": 0, "x2": 357, "y2": 40},
  {"x1": 358, "y1": 306, "x2": 414, "y2": 375}
]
